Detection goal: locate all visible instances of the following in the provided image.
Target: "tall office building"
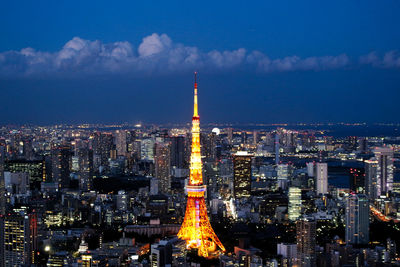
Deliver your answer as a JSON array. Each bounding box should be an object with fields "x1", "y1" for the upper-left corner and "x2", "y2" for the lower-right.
[
  {"x1": 141, "y1": 138, "x2": 155, "y2": 161},
  {"x1": 202, "y1": 132, "x2": 219, "y2": 162},
  {"x1": 2, "y1": 213, "x2": 31, "y2": 266},
  {"x1": 277, "y1": 164, "x2": 290, "y2": 180},
  {"x1": 170, "y1": 136, "x2": 185, "y2": 168},
  {"x1": 306, "y1": 162, "x2": 315, "y2": 177},
  {"x1": 277, "y1": 164, "x2": 290, "y2": 189},
  {"x1": 92, "y1": 132, "x2": 114, "y2": 172},
  {"x1": 345, "y1": 194, "x2": 369, "y2": 245},
  {"x1": 115, "y1": 130, "x2": 127, "y2": 157},
  {"x1": 51, "y1": 145, "x2": 71, "y2": 189},
  {"x1": 288, "y1": 187, "x2": 302, "y2": 221},
  {"x1": 296, "y1": 217, "x2": 316, "y2": 267},
  {"x1": 315, "y1": 162, "x2": 328, "y2": 195},
  {"x1": 233, "y1": 151, "x2": 253, "y2": 199},
  {"x1": 275, "y1": 134, "x2": 280, "y2": 165},
  {"x1": 227, "y1": 128, "x2": 233, "y2": 144},
  {"x1": 154, "y1": 142, "x2": 171, "y2": 194},
  {"x1": 22, "y1": 137, "x2": 34, "y2": 160},
  {"x1": 5, "y1": 159, "x2": 45, "y2": 190},
  {"x1": 364, "y1": 159, "x2": 378, "y2": 199},
  {"x1": 77, "y1": 148, "x2": 94, "y2": 191},
  {"x1": 374, "y1": 147, "x2": 394, "y2": 197},
  {"x1": 253, "y1": 130, "x2": 258, "y2": 145}
]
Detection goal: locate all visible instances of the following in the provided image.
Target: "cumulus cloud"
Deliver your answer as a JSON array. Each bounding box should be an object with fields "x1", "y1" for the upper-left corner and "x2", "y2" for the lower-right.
[
  {"x1": 1, "y1": 33, "x2": 394, "y2": 78},
  {"x1": 360, "y1": 50, "x2": 400, "y2": 68}
]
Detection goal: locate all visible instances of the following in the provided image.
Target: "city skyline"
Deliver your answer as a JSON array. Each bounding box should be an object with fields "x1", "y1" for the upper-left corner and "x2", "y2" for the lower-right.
[
  {"x1": 1, "y1": 1, "x2": 400, "y2": 124},
  {"x1": 1, "y1": 2, "x2": 400, "y2": 265}
]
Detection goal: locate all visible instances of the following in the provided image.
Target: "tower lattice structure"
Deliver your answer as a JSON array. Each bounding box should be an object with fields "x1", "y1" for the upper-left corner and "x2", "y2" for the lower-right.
[{"x1": 177, "y1": 73, "x2": 225, "y2": 258}]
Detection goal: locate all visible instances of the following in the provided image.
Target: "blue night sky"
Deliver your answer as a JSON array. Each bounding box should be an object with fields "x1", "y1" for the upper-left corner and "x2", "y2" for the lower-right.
[{"x1": 1, "y1": 0, "x2": 400, "y2": 124}]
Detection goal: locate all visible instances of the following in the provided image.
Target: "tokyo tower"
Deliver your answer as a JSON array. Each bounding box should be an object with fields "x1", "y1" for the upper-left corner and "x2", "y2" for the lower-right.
[{"x1": 177, "y1": 73, "x2": 226, "y2": 258}]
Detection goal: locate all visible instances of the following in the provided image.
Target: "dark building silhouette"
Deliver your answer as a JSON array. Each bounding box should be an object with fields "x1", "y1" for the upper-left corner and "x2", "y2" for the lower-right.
[
  {"x1": 170, "y1": 136, "x2": 185, "y2": 168},
  {"x1": 51, "y1": 145, "x2": 71, "y2": 189}
]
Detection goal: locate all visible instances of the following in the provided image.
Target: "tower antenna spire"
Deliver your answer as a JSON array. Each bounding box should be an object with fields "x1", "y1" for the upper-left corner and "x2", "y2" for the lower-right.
[{"x1": 193, "y1": 71, "x2": 198, "y2": 117}]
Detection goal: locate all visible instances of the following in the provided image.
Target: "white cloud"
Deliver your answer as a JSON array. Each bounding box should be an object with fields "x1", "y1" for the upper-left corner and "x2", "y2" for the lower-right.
[
  {"x1": 138, "y1": 33, "x2": 172, "y2": 57},
  {"x1": 2, "y1": 33, "x2": 392, "y2": 78},
  {"x1": 360, "y1": 50, "x2": 400, "y2": 68}
]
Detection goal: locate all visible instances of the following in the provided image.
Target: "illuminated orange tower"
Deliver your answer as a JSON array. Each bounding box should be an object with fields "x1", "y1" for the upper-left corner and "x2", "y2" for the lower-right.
[{"x1": 177, "y1": 73, "x2": 225, "y2": 258}]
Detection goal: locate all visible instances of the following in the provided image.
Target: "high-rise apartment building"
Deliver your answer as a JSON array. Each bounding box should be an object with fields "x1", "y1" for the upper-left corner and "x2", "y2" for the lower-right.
[
  {"x1": 315, "y1": 163, "x2": 328, "y2": 195},
  {"x1": 364, "y1": 159, "x2": 378, "y2": 199},
  {"x1": 155, "y1": 142, "x2": 171, "y2": 194},
  {"x1": 374, "y1": 147, "x2": 394, "y2": 197},
  {"x1": 296, "y1": 217, "x2": 316, "y2": 267},
  {"x1": 345, "y1": 194, "x2": 369, "y2": 245}
]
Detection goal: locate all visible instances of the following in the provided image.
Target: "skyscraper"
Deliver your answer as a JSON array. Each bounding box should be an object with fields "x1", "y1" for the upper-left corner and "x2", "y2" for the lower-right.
[
  {"x1": 364, "y1": 159, "x2": 378, "y2": 199},
  {"x1": 227, "y1": 128, "x2": 233, "y2": 144},
  {"x1": 374, "y1": 147, "x2": 394, "y2": 197},
  {"x1": 92, "y1": 132, "x2": 114, "y2": 172},
  {"x1": 178, "y1": 73, "x2": 225, "y2": 257},
  {"x1": 115, "y1": 129, "x2": 127, "y2": 157},
  {"x1": 77, "y1": 147, "x2": 94, "y2": 191},
  {"x1": 141, "y1": 138, "x2": 155, "y2": 161},
  {"x1": 29, "y1": 212, "x2": 38, "y2": 265},
  {"x1": 296, "y1": 217, "x2": 316, "y2": 267},
  {"x1": 154, "y1": 142, "x2": 171, "y2": 194},
  {"x1": 306, "y1": 162, "x2": 315, "y2": 177},
  {"x1": 288, "y1": 187, "x2": 302, "y2": 221},
  {"x1": 2, "y1": 213, "x2": 31, "y2": 266},
  {"x1": 253, "y1": 130, "x2": 258, "y2": 145},
  {"x1": 170, "y1": 136, "x2": 185, "y2": 168},
  {"x1": 51, "y1": 145, "x2": 71, "y2": 189},
  {"x1": 345, "y1": 194, "x2": 369, "y2": 245},
  {"x1": 233, "y1": 151, "x2": 252, "y2": 199},
  {"x1": 315, "y1": 162, "x2": 328, "y2": 195},
  {"x1": 275, "y1": 133, "x2": 280, "y2": 165}
]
